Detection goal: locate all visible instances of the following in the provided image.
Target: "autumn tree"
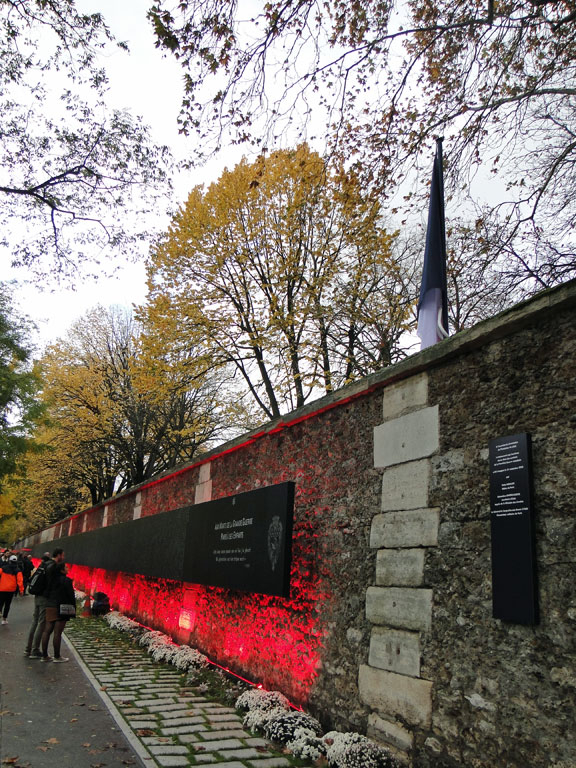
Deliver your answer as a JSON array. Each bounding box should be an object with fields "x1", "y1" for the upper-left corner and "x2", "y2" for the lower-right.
[
  {"x1": 40, "y1": 305, "x2": 228, "y2": 505},
  {"x1": 144, "y1": 145, "x2": 414, "y2": 420},
  {"x1": 0, "y1": 284, "x2": 43, "y2": 489},
  {"x1": 149, "y1": 0, "x2": 576, "y2": 293},
  {"x1": 1, "y1": 0, "x2": 171, "y2": 277}
]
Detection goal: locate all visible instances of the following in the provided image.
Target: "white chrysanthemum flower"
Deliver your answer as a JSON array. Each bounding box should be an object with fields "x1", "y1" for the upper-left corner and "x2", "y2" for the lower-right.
[
  {"x1": 242, "y1": 705, "x2": 288, "y2": 733},
  {"x1": 172, "y1": 645, "x2": 208, "y2": 671},
  {"x1": 265, "y1": 710, "x2": 323, "y2": 743},
  {"x1": 286, "y1": 726, "x2": 326, "y2": 761},
  {"x1": 236, "y1": 688, "x2": 291, "y2": 713},
  {"x1": 323, "y1": 731, "x2": 400, "y2": 768}
]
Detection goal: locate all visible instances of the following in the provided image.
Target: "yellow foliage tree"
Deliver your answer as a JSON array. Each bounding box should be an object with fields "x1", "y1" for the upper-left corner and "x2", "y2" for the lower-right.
[{"x1": 145, "y1": 145, "x2": 414, "y2": 420}]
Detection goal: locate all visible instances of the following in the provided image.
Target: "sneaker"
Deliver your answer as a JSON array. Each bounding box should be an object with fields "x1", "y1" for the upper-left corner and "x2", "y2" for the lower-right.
[
  {"x1": 52, "y1": 657, "x2": 69, "y2": 663},
  {"x1": 41, "y1": 656, "x2": 52, "y2": 662},
  {"x1": 29, "y1": 650, "x2": 43, "y2": 659},
  {"x1": 1, "y1": 619, "x2": 7, "y2": 625}
]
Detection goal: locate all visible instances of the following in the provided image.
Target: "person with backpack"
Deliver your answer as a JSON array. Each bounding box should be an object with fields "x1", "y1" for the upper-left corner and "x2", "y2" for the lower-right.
[
  {"x1": 24, "y1": 549, "x2": 64, "y2": 658},
  {"x1": 0, "y1": 554, "x2": 24, "y2": 623}
]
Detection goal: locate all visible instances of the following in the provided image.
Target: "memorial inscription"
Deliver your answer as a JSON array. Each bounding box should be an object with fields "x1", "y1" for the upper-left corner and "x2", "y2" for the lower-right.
[
  {"x1": 489, "y1": 433, "x2": 538, "y2": 625},
  {"x1": 32, "y1": 482, "x2": 295, "y2": 598}
]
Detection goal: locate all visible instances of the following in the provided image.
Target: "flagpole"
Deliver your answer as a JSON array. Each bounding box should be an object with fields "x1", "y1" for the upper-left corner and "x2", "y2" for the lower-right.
[{"x1": 417, "y1": 138, "x2": 449, "y2": 350}]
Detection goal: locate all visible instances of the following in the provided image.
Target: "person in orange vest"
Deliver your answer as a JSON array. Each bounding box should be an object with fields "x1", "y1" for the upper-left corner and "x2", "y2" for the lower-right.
[{"x1": 0, "y1": 555, "x2": 24, "y2": 624}]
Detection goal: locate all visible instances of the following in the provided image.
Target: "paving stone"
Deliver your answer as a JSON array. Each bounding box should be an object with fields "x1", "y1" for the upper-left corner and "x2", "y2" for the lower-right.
[
  {"x1": 205, "y1": 714, "x2": 243, "y2": 723},
  {"x1": 219, "y1": 748, "x2": 260, "y2": 760},
  {"x1": 156, "y1": 757, "x2": 190, "y2": 767},
  {"x1": 176, "y1": 734, "x2": 199, "y2": 743},
  {"x1": 162, "y1": 724, "x2": 205, "y2": 736},
  {"x1": 143, "y1": 687, "x2": 179, "y2": 693},
  {"x1": 120, "y1": 708, "x2": 144, "y2": 715},
  {"x1": 176, "y1": 695, "x2": 208, "y2": 703},
  {"x1": 135, "y1": 697, "x2": 178, "y2": 706},
  {"x1": 127, "y1": 720, "x2": 159, "y2": 728},
  {"x1": 245, "y1": 737, "x2": 269, "y2": 747},
  {"x1": 161, "y1": 716, "x2": 205, "y2": 728},
  {"x1": 147, "y1": 703, "x2": 191, "y2": 713},
  {"x1": 197, "y1": 730, "x2": 250, "y2": 741},
  {"x1": 195, "y1": 761, "x2": 245, "y2": 768},
  {"x1": 193, "y1": 738, "x2": 243, "y2": 752},
  {"x1": 149, "y1": 745, "x2": 189, "y2": 755},
  {"x1": 247, "y1": 760, "x2": 291, "y2": 768},
  {"x1": 141, "y1": 736, "x2": 176, "y2": 745},
  {"x1": 202, "y1": 720, "x2": 246, "y2": 731}
]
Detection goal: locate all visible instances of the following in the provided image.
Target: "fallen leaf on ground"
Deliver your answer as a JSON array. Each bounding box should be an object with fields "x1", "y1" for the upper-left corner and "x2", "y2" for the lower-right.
[
  {"x1": 70, "y1": 718, "x2": 78, "y2": 722},
  {"x1": 36, "y1": 747, "x2": 49, "y2": 753},
  {"x1": 2, "y1": 758, "x2": 20, "y2": 765},
  {"x1": 136, "y1": 729, "x2": 155, "y2": 736},
  {"x1": 44, "y1": 738, "x2": 59, "y2": 744},
  {"x1": 82, "y1": 743, "x2": 91, "y2": 748}
]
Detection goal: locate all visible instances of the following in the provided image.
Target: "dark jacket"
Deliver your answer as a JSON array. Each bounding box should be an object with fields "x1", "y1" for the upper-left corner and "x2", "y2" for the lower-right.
[{"x1": 45, "y1": 570, "x2": 75, "y2": 608}]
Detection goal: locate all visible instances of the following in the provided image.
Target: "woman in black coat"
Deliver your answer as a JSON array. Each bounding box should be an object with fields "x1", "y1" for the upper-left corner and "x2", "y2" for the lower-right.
[{"x1": 41, "y1": 562, "x2": 76, "y2": 663}]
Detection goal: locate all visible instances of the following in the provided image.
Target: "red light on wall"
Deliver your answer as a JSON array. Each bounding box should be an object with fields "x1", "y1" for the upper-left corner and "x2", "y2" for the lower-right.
[{"x1": 178, "y1": 608, "x2": 196, "y2": 631}]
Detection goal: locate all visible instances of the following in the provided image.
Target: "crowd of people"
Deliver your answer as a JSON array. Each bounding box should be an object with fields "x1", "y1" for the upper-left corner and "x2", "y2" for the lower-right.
[{"x1": 0, "y1": 546, "x2": 76, "y2": 662}]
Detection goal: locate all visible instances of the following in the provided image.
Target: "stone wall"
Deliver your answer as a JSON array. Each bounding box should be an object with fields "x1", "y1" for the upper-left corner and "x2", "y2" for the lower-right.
[{"x1": 20, "y1": 280, "x2": 576, "y2": 767}]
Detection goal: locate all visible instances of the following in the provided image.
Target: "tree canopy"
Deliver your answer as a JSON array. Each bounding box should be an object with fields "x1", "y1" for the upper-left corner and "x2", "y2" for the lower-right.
[
  {"x1": 0, "y1": 284, "x2": 43, "y2": 489},
  {"x1": 144, "y1": 145, "x2": 414, "y2": 420},
  {"x1": 149, "y1": 0, "x2": 576, "y2": 291},
  {"x1": 38, "y1": 305, "x2": 228, "y2": 505},
  {"x1": 1, "y1": 0, "x2": 172, "y2": 277}
]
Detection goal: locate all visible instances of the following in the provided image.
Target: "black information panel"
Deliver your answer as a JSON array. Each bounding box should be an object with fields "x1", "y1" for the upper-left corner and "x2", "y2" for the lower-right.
[
  {"x1": 489, "y1": 433, "x2": 538, "y2": 624},
  {"x1": 33, "y1": 482, "x2": 295, "y2": 598},
  {"x1": 183, "y1": 481, "x2": 295, "y2": 597}
]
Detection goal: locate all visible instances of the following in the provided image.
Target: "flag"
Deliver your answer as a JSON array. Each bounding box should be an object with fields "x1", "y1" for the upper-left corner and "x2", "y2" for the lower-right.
[{"x1": 417, "y1": 138, "x2": 449, "y2": 349}]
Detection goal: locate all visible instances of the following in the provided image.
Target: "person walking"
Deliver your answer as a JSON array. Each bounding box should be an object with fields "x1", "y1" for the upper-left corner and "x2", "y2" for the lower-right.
[
  {"x1": 41, "y1": 561, "x2": 76, "y2": 663},
  {"x1": 0, "y1": 554, "x2": 24, "y2": 623},
  {"x1": 21, "y1": 553, "x2": 34, "y2": 594}
]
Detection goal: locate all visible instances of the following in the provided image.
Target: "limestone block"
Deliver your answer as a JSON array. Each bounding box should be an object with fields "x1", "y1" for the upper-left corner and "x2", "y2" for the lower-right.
[
  {"x1": 195, "y1": 479, "x2": 213, "y2": 504},
  {"x1": 369, "y1": 627, "x2": 421, "y2": 677},
  {"x1": 374, "y1": 406, "x2": 439, "y2": 468},
  {"x1": 381, "y1": 460, "x2": 430, "y2": 511},
  {"x1": 376, "y1": 548, "x2": 425, "y2": 586},
  {"x1": 366, "y1": 586, "x2": 433, "y2": 631},
  {"x1": 382, "y1": 373, "x2": 429, "y2": 421},
  {"x1": 371, "y1": 508, "x2": 440, "y2": 548},
  {"x1": 359, "y1": 664, "x2": 432, "y2": 727},
  {"x1": 198, "y1": 462, "x2": 211, "y2": 484},
  {"x1": 367, "y1": 712, "x2": 414, "y2": 753}
]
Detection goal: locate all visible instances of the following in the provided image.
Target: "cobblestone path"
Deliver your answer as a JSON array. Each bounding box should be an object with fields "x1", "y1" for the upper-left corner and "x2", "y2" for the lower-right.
[{"x1": 65, "y1": 618, "x2": 313, "y2": 768}]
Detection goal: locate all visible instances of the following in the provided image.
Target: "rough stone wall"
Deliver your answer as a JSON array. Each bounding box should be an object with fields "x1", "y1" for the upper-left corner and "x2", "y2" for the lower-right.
[
  {"x1": 361, "y1": 289, "x2": 575, "y2": 767},
  {"x1": 419, "y1": 304, "x2": 576, "y2": 768},
  {"x1": 20, "y1": 281, "x2": 576, "y2": 767}
]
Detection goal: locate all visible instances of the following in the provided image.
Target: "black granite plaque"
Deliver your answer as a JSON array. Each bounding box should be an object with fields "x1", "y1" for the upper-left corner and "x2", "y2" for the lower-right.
[
  {"x1": 183, "y1": 481, "x2": 295, "y2": 596},
  {"x1": 31, "y1": 482, "x2": 295, "y2": 598},
  {"x1": 489, "y1": 433, "x2": 538, "y2": 624}
]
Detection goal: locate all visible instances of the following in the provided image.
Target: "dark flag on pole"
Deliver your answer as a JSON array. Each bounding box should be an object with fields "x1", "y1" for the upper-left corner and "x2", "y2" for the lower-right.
[{"x1": 417, "y1": 138, "x2": 449, "y2": 349}]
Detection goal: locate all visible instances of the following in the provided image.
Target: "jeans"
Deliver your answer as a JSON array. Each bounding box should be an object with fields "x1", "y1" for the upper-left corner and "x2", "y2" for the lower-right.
[{"x1": 25, "y1": 596, "x2": 47, "y2": 653}]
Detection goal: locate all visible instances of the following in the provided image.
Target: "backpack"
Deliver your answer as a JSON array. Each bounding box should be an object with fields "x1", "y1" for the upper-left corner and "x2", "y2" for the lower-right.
[
  {"x1": 28, "y1": 562, "x2": 50, "y2": 595},
  {"x1": 91, "y1": 591, "x2": 111, "y2": 616}
]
